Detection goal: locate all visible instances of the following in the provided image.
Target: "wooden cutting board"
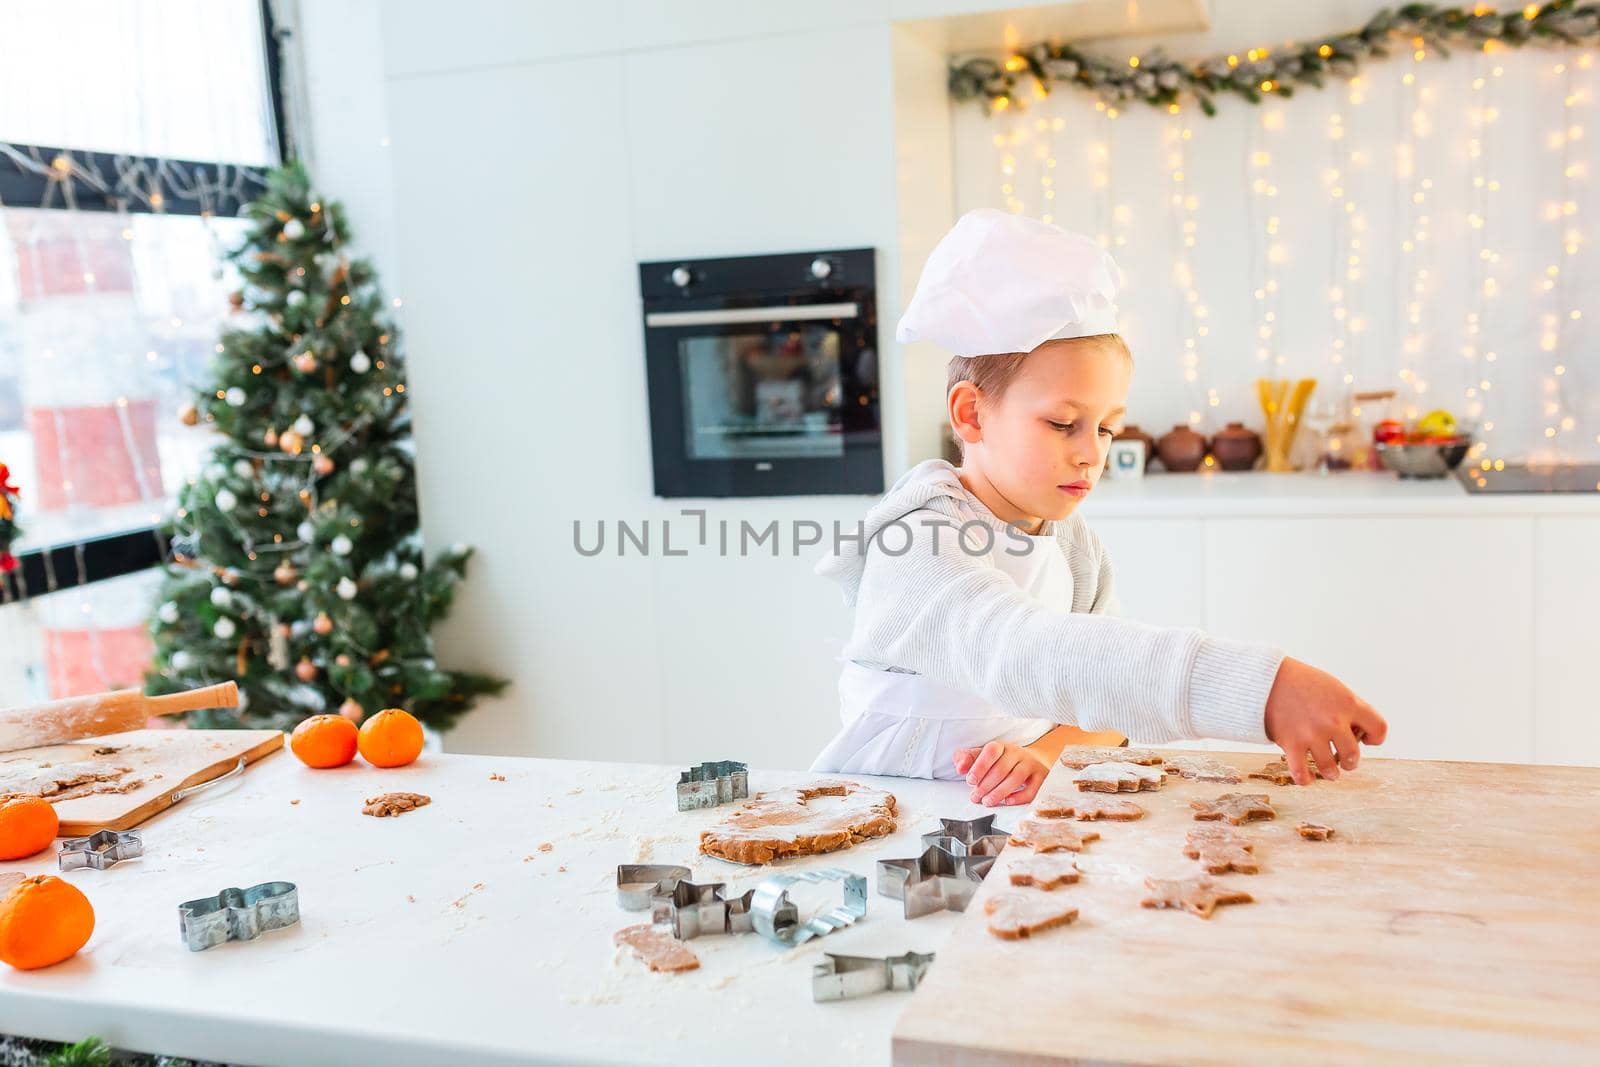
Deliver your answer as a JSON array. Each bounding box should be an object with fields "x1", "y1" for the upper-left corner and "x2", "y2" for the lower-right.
[
  {"x1": 892, "y1": 751, "x2": 1600, "y2": 1067},
  {"x1": 0, "y1": 728, "x2": 284, "y2": 835}
]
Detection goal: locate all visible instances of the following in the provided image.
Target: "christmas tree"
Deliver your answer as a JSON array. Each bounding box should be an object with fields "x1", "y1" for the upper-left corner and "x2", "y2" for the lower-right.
[{"x1": 146, "y1": 162, "x2": 506, "y2": 732}]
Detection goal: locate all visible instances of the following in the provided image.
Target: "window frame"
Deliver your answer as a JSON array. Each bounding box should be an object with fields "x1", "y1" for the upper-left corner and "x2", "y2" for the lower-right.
[{"x1": 0, "y1": 0, "x2": 288, "y2": 596}]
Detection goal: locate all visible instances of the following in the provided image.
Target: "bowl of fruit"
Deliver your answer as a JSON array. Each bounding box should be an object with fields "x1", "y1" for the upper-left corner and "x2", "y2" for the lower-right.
[{"x1": 1373, "y1": 410, "x2": 1472, "y2": 479}]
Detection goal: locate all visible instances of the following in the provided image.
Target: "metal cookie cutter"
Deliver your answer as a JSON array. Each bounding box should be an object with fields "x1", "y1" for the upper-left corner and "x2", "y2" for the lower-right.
[
  {"x1": 650, "y1": 879, "x2": 756, "y2": 939},
  {"x1": 178, "y1": 881, "x2": 300, "y2": 952},
  {"x1": 675, "y1": 760, "x2": 748, "y2": 811},
  {"x1": 749, "y1": 867, "x2": 868, "y2": 948},
  {"x1": 877, "y1": 845, "x2": 987, "y2": 919},
  {"x1": 616, "y1": 864, "x2": 692, "y2": 911},
  {"x1": 58, "y1": 829, "x2": 143, "y2": 872},
  {"x1": 922, "y1": 815, "x2": 1011, "y2": 867},
  {"x1": 812, "y1": 951, "x2": 936, "y2": 1002}
]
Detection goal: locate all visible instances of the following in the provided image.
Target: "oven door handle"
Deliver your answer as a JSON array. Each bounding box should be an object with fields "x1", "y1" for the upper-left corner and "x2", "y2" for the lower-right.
[{"x1": 645, "y1": 302, "x2": 859, "y2": 327}]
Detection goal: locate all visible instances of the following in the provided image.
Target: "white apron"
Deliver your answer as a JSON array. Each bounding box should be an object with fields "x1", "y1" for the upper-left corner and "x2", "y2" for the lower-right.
[{"x1": 809, "y1": 528, "x2": 1069, "y2": 781}]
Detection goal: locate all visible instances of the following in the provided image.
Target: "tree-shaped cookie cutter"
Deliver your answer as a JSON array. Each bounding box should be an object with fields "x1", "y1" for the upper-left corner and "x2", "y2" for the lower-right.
[
  {"x1": 748, "y1": 867, "x2": 867, "y2": 947},
  {"x1": 675, "y1": 760, "x2": 749, "y2": 811},
  {"x1": 57, "y1": 829, "x2": 143, "y2": 872},
  {"x1": 812, "y1": 950, "x2": 936, "y2": 1002},
  {"x1": 649, "y1": 878, "x2": 757, "y2": 939},
  {"x1": 178, "y1": 881, "x2": 300, "y2": 952}
]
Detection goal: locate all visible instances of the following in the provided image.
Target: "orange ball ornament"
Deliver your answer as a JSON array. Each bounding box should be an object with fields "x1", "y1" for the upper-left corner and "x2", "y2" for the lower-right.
[
  {"x1": 0, "y1": 796, "x2": 59, "y2": 861},
  {"x1": 289, "y1": 714, "x2": 359, "y2": 768},
  {"x1": 357, "y1": 708, "x2": 424, "y2": 768},
  {"x1": 0, "y1": 875, "x2": 95, "y2": 970}
]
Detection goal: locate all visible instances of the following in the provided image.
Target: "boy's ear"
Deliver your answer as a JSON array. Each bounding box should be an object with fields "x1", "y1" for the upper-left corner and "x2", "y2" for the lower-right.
[{"x1": 948, "y1": 381, "x2": 984, "y2": 447}]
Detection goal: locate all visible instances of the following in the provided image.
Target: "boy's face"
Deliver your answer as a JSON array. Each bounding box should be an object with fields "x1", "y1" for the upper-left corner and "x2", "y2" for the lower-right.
[{"x1": 978, "y1": 339, "x2": 1130, "y2": 521}]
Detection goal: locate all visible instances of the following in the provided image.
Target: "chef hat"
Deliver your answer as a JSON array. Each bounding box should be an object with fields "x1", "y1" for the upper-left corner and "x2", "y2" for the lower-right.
[{"x1": 895, "y1": 209, "x2": 1122, "y2": 358}]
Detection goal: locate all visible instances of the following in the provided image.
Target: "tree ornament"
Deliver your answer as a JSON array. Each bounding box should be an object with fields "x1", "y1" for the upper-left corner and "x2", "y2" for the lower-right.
[
  {"x1": 313, "y1": 454, "x2": 335, "y2": 477},
  {"x1": 331, "y1": 535, "x2": 353, "y2": 557},
  {"x1": 313, "y1": 612, "x2": 334, "y2": 635},
  {"x1": 338, "y1": 698, "x2": 365, "y2": 723},
  {"x1": 232, "y1": 459, "x2": 254, "y2": 479},
  {"x1": 295, "y1": 657, "x2": 318, "y2": 682},
  {"x1": 283, "y1": 217, "x2": 305, "y2": 240},
  {"x1": 297, "y1": 520, "x2": 316, "y2": 543},
  {"x1": 336, "y1": 577, "x2": 358, "y2": 600},
  {"x1": 263, "y1": 427, "x2": 279, "y2": 448},
  {"x1": 224, "y1": 388, "x2": 247, "y2": 407},
  {"x1": 170, "y1": 650, "x2": 195, "y2": 672},
  {"x1": 209, "y1": 587, "x2": 233, "y2": 609},
  {"x1": 291, "y1": 351, "x2": 318, "y2": 374},
  {"x1": 335, "y1": 653, "x2": 352, "y2": 668},
  {"x1": 292, "y1": 414, "x2": 315, "y2": 436},
  {"x1": 228, "y1": 290, "x2": 245, "y2": 310},
  {"x1": 398, "y1": 562, "x2": 419, "y2": 582},
  {"x1": 214, "y1": 489, "x2": 238, "y2": 512},
  {"x1": 286, "y1": 290, "x2": 306, "y2": 308},
  {"x1": 349, "y1": 350, "x2": 371, "y2": 374},
  {"x1": 178, "y1": 402, "x2": 199, "y2": 426},
  {"x1": 158, "y1": 601, "x2": 180, "y2": 624},
  {"x1": 214, "y1": 617, "x2": 237, "y2": 640},
  {"x1": 273, "y1": 560, "x2": 299, "y2": 586},
  {"x1": 279, "y1": 430, "x2": 305, "y2": 455}
]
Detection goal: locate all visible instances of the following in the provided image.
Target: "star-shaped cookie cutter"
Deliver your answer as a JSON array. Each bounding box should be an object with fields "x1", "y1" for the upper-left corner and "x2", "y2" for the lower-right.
[
  {"x1": 57, "y1": 829, "x2": 143, "y2": 872},
  {"x1": 675, "y1": 760, "x2": 749, "y2": 811},
  {"x1": 615, "y1": 864, "x2": 692, "y2": 910},
  {"x1": 812, "y1": 950, "x2": 936, "y2": 1002},
  {"x1": 920, "y1": 815, "x2": 1012, "y2": 863},
  {"x1": 877, "y1": 845, "x2": 990, "y2": 919},
  {"x1": 749, "y1": 867, "x2": 868, "y2": 947},
  {"x1": 649, "y1": 878, "x2": 757, "y2": 939},
  {"x1": 178, "y1": 881, "x2": 300, "y2": 952}
]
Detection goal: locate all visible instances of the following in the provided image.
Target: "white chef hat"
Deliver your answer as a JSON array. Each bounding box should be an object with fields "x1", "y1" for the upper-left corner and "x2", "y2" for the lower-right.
[{"x1": 895, "y1": 209, "x2": 1122, "y2": 358}]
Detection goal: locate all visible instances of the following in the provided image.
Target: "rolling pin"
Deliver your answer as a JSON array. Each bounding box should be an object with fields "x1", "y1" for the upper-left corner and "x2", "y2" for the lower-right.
[{"x1": 0, "y1": 681, "x2": 240, "y2": 754}]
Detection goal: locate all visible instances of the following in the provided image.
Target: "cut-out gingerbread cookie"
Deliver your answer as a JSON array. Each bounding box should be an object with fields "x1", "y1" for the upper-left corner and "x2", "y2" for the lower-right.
[
  {"x1": 1249, "y1": 758, "x2": 1326, "y2": 786},
  {"x1": 1009, "y1": 819, "x2": 1100, "y2": 853},
  {"x1": 1072, "y1": 762, "x2": 1166, "y2": 793},
  {"x1": 1058, "y1": 745, "x2": 1165, "y2": 769},
  {"x1": 1032, "y1": 795, "x2": 1145, "y2": 821},
  {"x1": 1190, "y1": 792, "x2": 1276, "y2": 825},
  {"x1": 984, "y1": 892, "x2": 1080, "y2": 939},
  {"x1": 1162, "y1": 755, "x2": 1244, "y2": 784},
  {"x1": 1182, "y1": 827, "x2": 1259, "y2": 874},
  {"x1": 614, "y1": 924, "x2": 700, "y2": 972},
  {"x1": 1296, "y1": 822, "x2": 1336, "y2": 840},
  {"x1": 1007, "y1": 854, "x2": 1081, "y2": 890},
  {"x1": 1140, "y1": 876, "x2": 1254, "y2": 919}
]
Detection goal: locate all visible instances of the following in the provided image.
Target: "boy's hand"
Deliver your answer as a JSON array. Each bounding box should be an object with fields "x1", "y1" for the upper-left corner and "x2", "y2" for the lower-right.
[
  {"x1": 953, "y1": 741, "x2": 1050, "y2": 806},
  {"x1": 1262, "y1": 656, "x2": 1388, "y2": 786}
]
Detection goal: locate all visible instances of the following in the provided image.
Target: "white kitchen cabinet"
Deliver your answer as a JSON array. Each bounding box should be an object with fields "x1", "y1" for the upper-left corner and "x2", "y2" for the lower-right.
[{"x1": 1533, "y1": 518, "x2": 1600, "y2": 767}]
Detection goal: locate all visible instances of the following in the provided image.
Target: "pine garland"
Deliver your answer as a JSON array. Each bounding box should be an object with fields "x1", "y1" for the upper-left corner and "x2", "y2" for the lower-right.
[
  {"x1": 0, "y1": 462, "x2": 19, "y2": 575},
  {"x1": 951, "y1": 1, "x2": 1600, "y2": 116}
]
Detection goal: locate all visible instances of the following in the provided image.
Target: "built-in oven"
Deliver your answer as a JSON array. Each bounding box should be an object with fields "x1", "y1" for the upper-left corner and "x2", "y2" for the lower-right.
[{"x1": 639, "y1": 247, "x2": 882, "y2": 497}]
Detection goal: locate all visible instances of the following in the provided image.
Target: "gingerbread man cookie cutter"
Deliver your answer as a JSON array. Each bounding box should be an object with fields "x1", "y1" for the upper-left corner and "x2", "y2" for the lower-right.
[
  {"x1": 57, "y1": 829, "x2": 143, "y2": 872},
  {"x1": 812, "y1": 951, "x2": 936, "y2": 1002},
  {"x1": 649, "y1": 878, "x2": 757, "y2": 939},
  {"x1": 178, "y1": 881, "x2": 300, "y2": 952},
  {"x1": 749, "y1": 867, "x2": 867, "y2": 947},
  {"x1": 675, "y1": 760, "x2": 749, "y2": 811}
]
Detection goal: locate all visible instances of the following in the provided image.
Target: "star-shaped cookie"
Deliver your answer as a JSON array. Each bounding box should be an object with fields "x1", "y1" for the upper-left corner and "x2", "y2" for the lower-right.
[
  {"x1": 984, "y1": 892, "x2": 1080, "y2": 939},
  {"x1": 1034, "y1": 794, "x2": 1146, "y2": 821},
  {"x1": 1058, "y1": 746, "x2": 1165, "y2": 769},
  {"x1": 1072, "y1": 762, "x2": 1166, "y2": 793},
  {"x1": 1008, "y1": 819, "x2": 1101, "y2": 853},
  {"x1": 1182, "y1": 826, "x2": 1259, "y2": 874},
  {"x1": 1190, "y1": 792, "x2": 1276, "y2": 825},
  {"x1": 1140, "y1": 876, "x2": 1254, "y2": 919},
  {"x1": 1007, "y1": 854, "x2": 1081, "y2": 890}
]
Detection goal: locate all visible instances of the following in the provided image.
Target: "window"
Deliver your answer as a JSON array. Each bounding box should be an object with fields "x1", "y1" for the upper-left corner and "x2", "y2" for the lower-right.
[{"x1": 0, "y1": 0, "x2": 284, "y2": 701}]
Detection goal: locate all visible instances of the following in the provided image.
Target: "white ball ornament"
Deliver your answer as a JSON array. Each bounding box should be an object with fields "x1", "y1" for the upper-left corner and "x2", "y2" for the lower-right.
[
  {"x1": 398, "y1": 562, "x2": 419, "y2": 581},
  {"x1": 210, "y1": 587, "x2": 233, "y2": 609},
  {"x1": 158, "y1": 601, "x2": 180, "y2": 624},
  {"x1": 336, "y1": 577, "x2": 358, "y2": 600},
  {"x1": 214, "y1": 488, "x2": 238, "y2": 512},
  {"x1": 171, "y1": 650, "x2": 195, "y2": 671},
  {"x1": 214, "y1": 617, "x2": 237, "y2": 640},
  {"x1": 331, "y1": 535, "x2": 354, "y2": 557},
  {"x1": 282, "y1": 217, "x2": 305, "y2": 240},
  {"x1": 349, "y1": 350, "x2": 371, "y2": 374},
  {"x1": 233, "y1": 459, "x2": 254, "y2": 479},
  {"x1": 297, "y1": 521, "x2": 316, "y2": 543},
  {"x1": 286, "y1": 290, "x2": 306, "y2": 308},
  {"x1": 225, "y1": 388, "x2": 247, "y2": 407},
  {"x1": 205, "y1": 463, "x2": 228, "y2": 481},
  {"x1": 292, "y1": 414, "x2": 315, "y2": 436}
]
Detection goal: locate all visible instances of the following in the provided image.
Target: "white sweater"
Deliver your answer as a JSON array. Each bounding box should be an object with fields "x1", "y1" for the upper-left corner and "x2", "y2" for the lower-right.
[{"x1": 816, "y1": 460, "x2": 1284, "y2": 745}]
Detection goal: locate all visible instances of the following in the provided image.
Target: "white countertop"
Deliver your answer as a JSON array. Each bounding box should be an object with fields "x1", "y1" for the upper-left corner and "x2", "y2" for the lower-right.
[
  {"x1": 1082, "y1": 469, "x2": 1600, "y2": 518},
  {"x1": 0, "y1": 750, "x2": 997, "y2": 1067}
]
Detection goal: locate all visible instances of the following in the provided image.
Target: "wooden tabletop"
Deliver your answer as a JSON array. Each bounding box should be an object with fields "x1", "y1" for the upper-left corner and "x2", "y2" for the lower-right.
[{"x1": 892, "y1": 751, "x2": 1600, "y2": 1067}]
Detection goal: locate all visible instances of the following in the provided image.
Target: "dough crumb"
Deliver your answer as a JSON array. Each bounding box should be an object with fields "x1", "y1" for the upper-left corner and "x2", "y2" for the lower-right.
[
  {"x1": 489, "y1": 773, "x2": 506, "y2": 782},
  {"x1": 538, "y1": 841, "x2": 554, "y2": 853},
  {"x1": 363, "y1": 792, "x2": 432, "y2": 817},
  {"x1": 290, "y1": 799, "x2": 300, "y2": 806}
]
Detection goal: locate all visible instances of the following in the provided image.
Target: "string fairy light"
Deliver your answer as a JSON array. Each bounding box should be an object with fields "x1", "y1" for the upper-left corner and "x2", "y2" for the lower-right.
[
  {"x1": 1166, "y1": 117, "x2": 1216, "y2": 426},
  {"x1": 1247, "y1": 107, "x2": 1285, "y2": 368}
]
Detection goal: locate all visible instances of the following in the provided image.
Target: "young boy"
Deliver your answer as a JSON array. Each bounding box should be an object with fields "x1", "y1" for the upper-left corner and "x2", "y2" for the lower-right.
[{"x1": 810, "y1": 209, "x2": 1386, "y2": 805}]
